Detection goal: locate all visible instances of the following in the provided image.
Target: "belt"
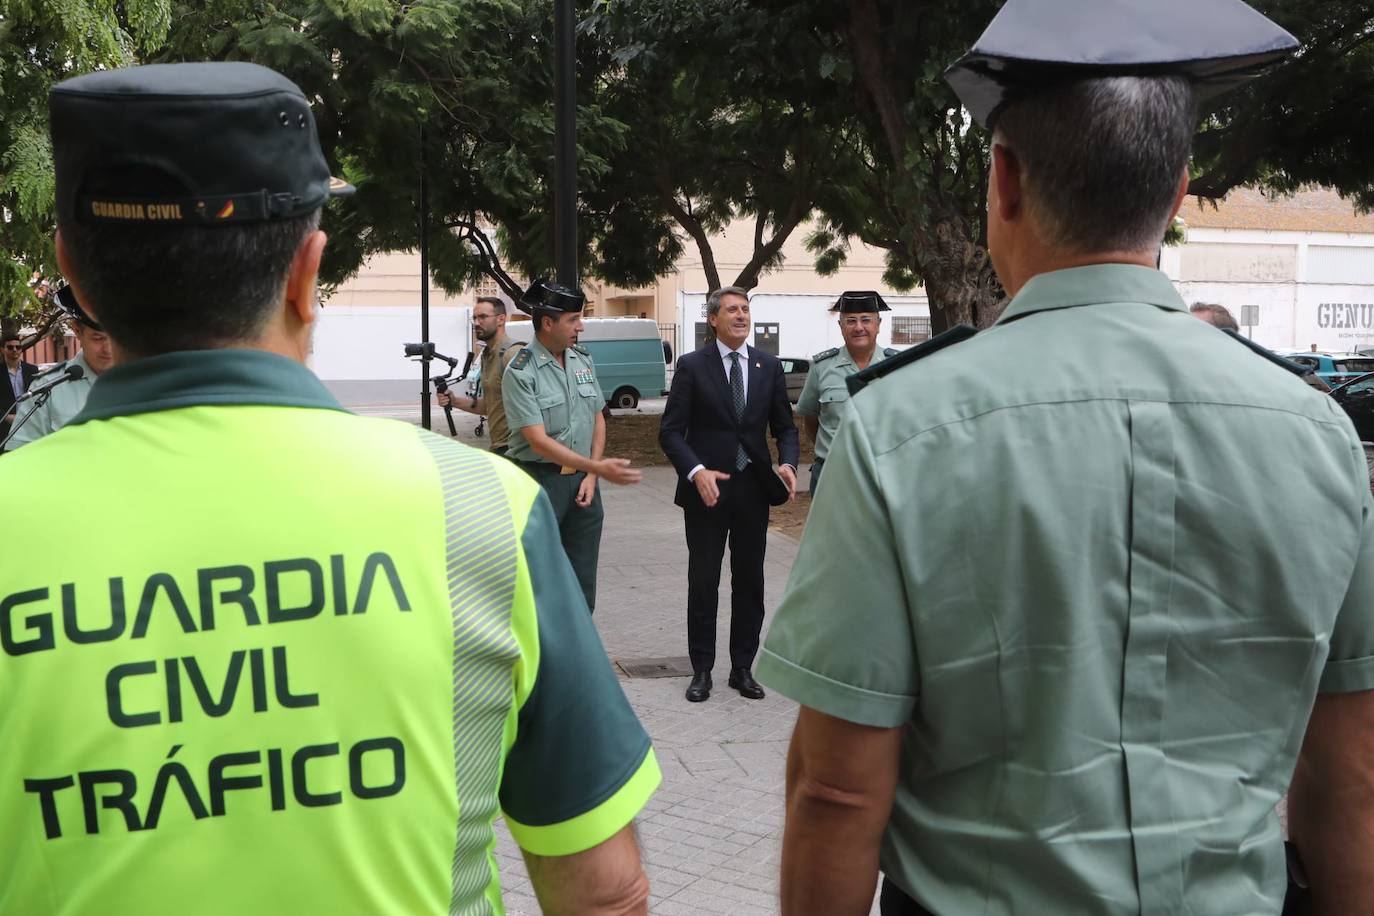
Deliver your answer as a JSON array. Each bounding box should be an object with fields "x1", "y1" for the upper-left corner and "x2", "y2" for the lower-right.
[{"x1": 518, "y1": 460, "x2": 579, "y2": 476}]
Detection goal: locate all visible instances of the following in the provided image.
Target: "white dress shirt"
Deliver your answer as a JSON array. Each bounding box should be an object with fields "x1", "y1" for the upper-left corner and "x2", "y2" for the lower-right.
[{"x1": 686, "y1": 339, "x2": 764, "y2": 482}]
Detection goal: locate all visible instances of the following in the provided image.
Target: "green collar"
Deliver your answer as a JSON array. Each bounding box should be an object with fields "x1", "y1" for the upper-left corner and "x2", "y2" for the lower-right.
[
  {"x1": 995, "y1": 264, "x2": 1186, "y2": 326},
  {"x1": 69, "y1": 349, "x2": 346, "y2": 426}
]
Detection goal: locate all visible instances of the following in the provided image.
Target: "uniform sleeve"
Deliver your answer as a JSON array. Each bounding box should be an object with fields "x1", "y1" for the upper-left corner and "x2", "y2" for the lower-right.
[
  {"x1": 6, "y1": 396, "x2": 51, "y2": 449},
  {"x1": 500, "y1": 493, "x2": 660, "y2": 855},
  {"x1": 756, "y1": 410, "x2": 918, "y2": 727},
  {"x1": 502, "y1": 364, "x2": 541, "y2": 431},
  {"x1": 795, "y1": 360, "x2": 821, "y2": 417},
  {"x1": 1322, "y1": 485, "x2": 1374, "y2": 693}
]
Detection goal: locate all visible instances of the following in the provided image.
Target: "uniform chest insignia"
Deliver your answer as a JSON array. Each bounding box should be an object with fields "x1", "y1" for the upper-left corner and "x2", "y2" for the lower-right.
[{"x1": 574, "y1": 367, "x2": 595, "y2": 386}]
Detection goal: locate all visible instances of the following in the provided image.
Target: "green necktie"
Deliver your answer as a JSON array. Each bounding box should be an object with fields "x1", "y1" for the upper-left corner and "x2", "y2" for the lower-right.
[{"x1": 729, "y1": 351, "x2": 748, "y2": 471}]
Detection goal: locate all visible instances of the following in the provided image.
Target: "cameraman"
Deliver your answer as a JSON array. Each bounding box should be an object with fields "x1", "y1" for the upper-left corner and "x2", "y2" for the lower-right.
[{"x1": 436, "y1": 295, "x2": 523, "y2": 456}]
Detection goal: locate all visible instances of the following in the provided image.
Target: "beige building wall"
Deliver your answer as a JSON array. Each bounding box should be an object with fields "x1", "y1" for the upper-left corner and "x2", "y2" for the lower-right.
[{"x1": 330, "y1": 219, "x2": 920, "y2": 325}]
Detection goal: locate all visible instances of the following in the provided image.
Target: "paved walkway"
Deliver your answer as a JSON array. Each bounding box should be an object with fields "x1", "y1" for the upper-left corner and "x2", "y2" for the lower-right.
[
  {"x1": 377, "y1": 410, "x2": 872, "y2": 914},
  {"x1": 493, "y1": 467, "x2": 827, "y2": 915}
]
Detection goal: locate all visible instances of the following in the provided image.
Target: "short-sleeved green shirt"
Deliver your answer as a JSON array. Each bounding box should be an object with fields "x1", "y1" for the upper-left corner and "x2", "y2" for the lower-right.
[
  {"x1": 503, "y1": 337, "x2": 605, "y2": 463},
  {"x1": 7, "y1": 350, "x2": 96, "y2": 449},
  {"x1": 758, "y1": 264, "x2": 1374, "y2": 915},
  {"x1": 795, "y1": 345, "x2": 898, "y2": 461}
]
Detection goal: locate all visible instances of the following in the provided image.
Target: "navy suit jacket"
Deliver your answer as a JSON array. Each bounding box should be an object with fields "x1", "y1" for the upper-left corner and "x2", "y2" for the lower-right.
[
  {"x1": 0, "y1": 361, "x2": 40, "y2": 416},
  {"x1": 659, "y1": 342, "x2": 800, "y2": 508}
]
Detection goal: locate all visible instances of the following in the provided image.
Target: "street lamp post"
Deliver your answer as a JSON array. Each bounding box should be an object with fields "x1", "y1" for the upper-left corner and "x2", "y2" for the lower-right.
[
  {"x1": 553, "y1": 0, "x2": 578, "y2": 288},
  {"x1": 418, "y1": 124, "x2": 432, "y2": 430}
]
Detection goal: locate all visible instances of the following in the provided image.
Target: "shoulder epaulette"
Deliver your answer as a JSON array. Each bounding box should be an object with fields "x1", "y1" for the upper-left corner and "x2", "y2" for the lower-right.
[
  {"x1": 498, "y1": 340, "x2": 525, "y2": 358},
  {"x1": 881, "y1": 347, "x2": 900, "y2": 359},
  {"x1": 847, "y1": 324, "x2": 977, "y2": 396},
  {"x1": 571, "y1": 343, "x2": 590, "y2": 358},
  {"x1": 509, "y1": 347, "x2": 532, "y2": 370},
  {"x1": 1221, "y1": 330, "x2": 1306, "y2": 377},
  {"x1": 813, "y1": 347, "x2": 840, "y2": 362}
]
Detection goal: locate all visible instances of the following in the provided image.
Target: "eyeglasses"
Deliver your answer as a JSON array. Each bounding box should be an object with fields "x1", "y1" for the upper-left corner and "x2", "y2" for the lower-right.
[
  {"x1": 841, "y1": 317, "x2": 877, "y2": 328},
  {"x1": 3, "y1": 345, "x2": 21, "y2": 352}
]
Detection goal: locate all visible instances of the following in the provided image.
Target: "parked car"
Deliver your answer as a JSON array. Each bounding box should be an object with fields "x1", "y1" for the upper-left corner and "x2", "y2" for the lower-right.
[
  {"x1": 1279, "y1": 351, "x2": 1374, "y2": 388},
  {"x1": 1285, "y1": 361, "x2": 1333, "y2": 393},
  {"x1": 779, "y1": 357, "x2": 810, "y2": 404},
  {"x1": 1331, "y1": 372, "x2": 1374, "y2": 441}
]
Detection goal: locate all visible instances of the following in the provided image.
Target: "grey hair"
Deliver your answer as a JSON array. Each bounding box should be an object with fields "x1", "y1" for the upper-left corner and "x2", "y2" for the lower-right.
[
  {"x1": 1190, "y1": 301, "x2": 1239, "y2": 332},
  {"x1": 706, "y1": 286, "x2": 749, "y2": 322},
  {"x1": 994, "y1": 75, "x2": 1197, "y2": 254}
]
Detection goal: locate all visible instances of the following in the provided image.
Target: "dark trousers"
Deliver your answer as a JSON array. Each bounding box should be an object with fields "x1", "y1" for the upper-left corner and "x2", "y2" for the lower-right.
[
  {"x1": 879, "y1": 878, "x2": 935, "y2": 916},
  {"x1": 519, "y1": 463, "x2": 603, "y2": 613},
  {"x1": 684, "y1": 466, "x2": 768, "y2": 672},
  {"x1": 809, "y1": 457, "x2": 825, "y2": 496}
]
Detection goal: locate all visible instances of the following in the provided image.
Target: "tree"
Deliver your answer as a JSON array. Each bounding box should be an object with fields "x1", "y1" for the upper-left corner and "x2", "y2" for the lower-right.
[
  {"x1": 586, "y1": 0, "x2": 863, "y2": 292},
  {"x1": 781, "y1": 0, "x2": 1374, "y2": 333},
  {"x1": 150, "y1": 0, "x2": 686, "y2": 297},
  {"x1": 0, "y1": 0, "x2": 172, "y2": 322}
]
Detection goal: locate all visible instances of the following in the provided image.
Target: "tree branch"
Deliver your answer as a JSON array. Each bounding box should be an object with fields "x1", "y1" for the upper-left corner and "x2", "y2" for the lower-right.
[
  {"x1": 847, "y1": 0, "x2": 907, "y2": 167},
  {"x1": 657, "y1": 179, "x2": 722, "y2": 293},
  {"x1": 443, "y1": 219, "x2": 523, "y2": 301}
]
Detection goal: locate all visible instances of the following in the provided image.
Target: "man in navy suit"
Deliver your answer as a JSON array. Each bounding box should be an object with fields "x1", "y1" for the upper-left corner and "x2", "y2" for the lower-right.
[
  {"x1": 659, "y1": 286, "x2": 800, "y2": 703},
  {"x1": 0, "y1": 333, "x2": 40, "y2": 447}
]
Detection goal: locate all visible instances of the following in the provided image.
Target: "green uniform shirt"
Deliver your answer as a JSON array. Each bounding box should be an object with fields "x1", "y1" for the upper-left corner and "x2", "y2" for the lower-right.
[
  {"x1": 503, "y1": 337, "x2": 605, "y2": 463},
  {"x1": 7, "y1": 350, "x2": 96, "y2": 449},
  {"x1": 0, "y1": 349, "x2": 658, "y2": 915},
  {"x1": 758, "y1": 265, "x2": 1374, "y2": 915},
  {"x1": 795, "y1": 345, "x2": 897, "y2": 461}
]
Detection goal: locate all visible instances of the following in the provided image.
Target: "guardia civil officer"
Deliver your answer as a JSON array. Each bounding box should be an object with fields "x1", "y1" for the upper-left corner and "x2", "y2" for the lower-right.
[
  {"x1": 503, "y1": 280, "x2": 642, "y2": 613},
  {"x1": 757, "y1": 2, "x2": 1374, "y2": 914},
  {"x1": 794, "y1": 291, "x2": 898, "y2": 495},
  {"x1": 0, "y1": 62, "x2": 659, "y2": 915}
]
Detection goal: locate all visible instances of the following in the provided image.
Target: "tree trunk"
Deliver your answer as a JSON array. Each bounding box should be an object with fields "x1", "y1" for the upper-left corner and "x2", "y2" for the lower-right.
[{"x1": 920, "y1": 219, "x2": 1005, "y2": 333}]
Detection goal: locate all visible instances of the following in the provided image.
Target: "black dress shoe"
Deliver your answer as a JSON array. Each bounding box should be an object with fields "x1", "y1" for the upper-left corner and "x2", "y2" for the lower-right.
[
  {"x1": 685, "y1": 671, "x2": 712, "y2": 703},
  {"x1": 728, "y1": 667, "x2": 765, "y2": 700}
]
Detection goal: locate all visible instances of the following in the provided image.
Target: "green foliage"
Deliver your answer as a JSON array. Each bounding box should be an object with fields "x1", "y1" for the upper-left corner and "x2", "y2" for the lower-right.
[
  {"x1": 0, "y1": 0, "x2": 172, "y2": 317},
  {"x1": 5, "y1": 0, "x2": 1374, "y2": 327}
]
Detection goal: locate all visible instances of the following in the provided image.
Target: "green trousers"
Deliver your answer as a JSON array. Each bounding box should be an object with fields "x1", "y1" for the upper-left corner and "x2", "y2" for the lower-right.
[{"x1": 518, "y1": 462, "x2": 604, "y2": 613}]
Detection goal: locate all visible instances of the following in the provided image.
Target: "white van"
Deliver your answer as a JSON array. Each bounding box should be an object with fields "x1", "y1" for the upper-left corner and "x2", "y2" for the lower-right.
[{"x1": 505, "y1": 317, "x2": 670, "y2": 408}]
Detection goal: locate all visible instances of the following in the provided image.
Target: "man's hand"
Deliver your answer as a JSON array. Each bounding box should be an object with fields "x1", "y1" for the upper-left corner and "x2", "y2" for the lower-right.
[
  {"x1": 576, "y1": 473, "x2": 599, "y2": 507},
  {"x1": 596, "y1": 457, "x2": 642, "y2": 486},
  {"x1": 436, "y1": 390, "x2": 452, "y2": 408},
  {"x1": 693, "y1": 469, "x2": 730, "y2": 507},
  {"x1": 778, "y1": 464, "x2": 797, "y2": 502}
]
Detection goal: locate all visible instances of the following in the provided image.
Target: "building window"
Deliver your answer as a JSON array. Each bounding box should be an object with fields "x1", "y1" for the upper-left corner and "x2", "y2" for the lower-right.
[{"x1": 891, "y1": 316, "x2": 930, "y2": 345}]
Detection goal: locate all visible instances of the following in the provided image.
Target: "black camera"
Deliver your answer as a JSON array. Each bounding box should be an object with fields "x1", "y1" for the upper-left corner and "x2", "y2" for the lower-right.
[{"x1": 403, "y1": 341, "x2": 435, "y2": 359}]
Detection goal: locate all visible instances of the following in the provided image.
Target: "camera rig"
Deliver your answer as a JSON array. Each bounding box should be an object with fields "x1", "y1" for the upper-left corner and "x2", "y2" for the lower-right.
[{"x1": 403, "y1": 342, "x2": 475, "y2": 437}]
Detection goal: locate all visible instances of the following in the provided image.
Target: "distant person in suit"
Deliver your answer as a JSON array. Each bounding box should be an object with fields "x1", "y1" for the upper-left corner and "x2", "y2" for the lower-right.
[
  {"x1": 1, "y1": 333, "x2": 40, "y2": 445},
  {"x1": 659, "y1": 286, "x2": 799, "y2": 704}
]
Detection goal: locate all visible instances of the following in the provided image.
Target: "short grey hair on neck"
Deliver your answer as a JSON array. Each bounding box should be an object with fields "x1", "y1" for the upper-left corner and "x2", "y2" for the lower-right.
[{"x1": 993, "y1": 75, "x2": 1196, "y2": 254}]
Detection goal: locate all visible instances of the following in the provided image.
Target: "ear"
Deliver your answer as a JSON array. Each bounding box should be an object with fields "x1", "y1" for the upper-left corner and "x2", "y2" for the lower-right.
[
  {"x1": 285, "y1": 229, "x2": 327, "y2": 326},
  {"x1": 54, "y1": 231, "x2": 101, "y2": 326},
  {"x1": 991, "y1": 142, "x2": 1024, "y2": 224}
]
